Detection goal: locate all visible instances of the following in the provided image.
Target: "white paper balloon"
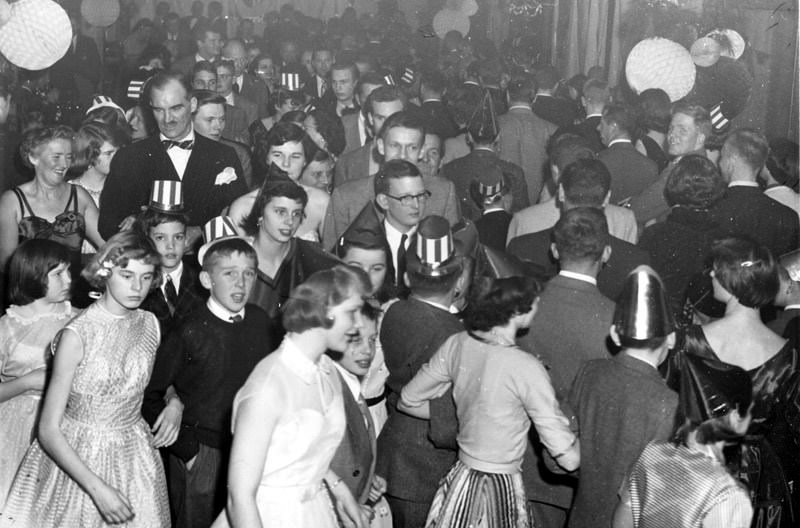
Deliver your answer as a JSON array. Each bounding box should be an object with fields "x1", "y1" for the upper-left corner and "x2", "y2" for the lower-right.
[
  {"x1": 433, "y1": 8, "x2": 470, "y2": 40},
  {"x1": 626, "y1": 38, "x2": 696, "y2": 102},
  {"x1": 0, "y1": 0, "x2": 72, "y2": 70}
]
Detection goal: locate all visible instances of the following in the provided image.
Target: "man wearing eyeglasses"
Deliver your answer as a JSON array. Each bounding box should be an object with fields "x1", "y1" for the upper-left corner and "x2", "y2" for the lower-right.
[{"x1": 322, "y1": 111, "x2": 460, "y2": 249}]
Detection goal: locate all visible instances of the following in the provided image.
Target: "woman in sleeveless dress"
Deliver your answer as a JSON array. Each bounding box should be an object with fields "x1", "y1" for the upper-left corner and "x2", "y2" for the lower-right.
[
  {"x1": 0, "y1": 126, "x2": 104, "y2": 302},
  {"x1": 215, "y1": 266, "x2": 371, "y2": 528},
  {"x1": 0, "y1": 232, "x2": 170, "y2": 527},
  {"x1": 0, "y1": 240, "x2": 77, "y2": 504},
  {"x1": 670, "y1": 236, "x2": 799, "y2": 528}
]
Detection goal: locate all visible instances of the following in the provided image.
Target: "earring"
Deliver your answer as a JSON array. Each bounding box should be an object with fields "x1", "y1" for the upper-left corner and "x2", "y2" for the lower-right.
[
  {"x1": 326, "y1": 315, "x2": 335, "y2": 324},
  {"x1": 257, "y1": 217, "x2": 263, "y2": 227}
]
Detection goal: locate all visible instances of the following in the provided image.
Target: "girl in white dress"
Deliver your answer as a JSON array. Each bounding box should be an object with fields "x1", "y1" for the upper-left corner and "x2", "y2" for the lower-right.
[{"x1": 217, "y1": 266, "x2": 372, "y2": 528}]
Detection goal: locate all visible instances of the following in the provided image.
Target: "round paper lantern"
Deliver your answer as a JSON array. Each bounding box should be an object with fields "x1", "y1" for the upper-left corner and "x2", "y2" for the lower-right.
[
  {"x1": 433, "y1": 8, "x2": 470, "y2": 39},
  {"x1": 626, "y1": 38, "x2": 696, "y2": 102},
  {"x1": 690, "y1": 37, "x2": 721, "y2": 67},
  {"x1": 706, "y1": 29, "x2": 745, "y2": 60},
  {"x1": 81, "y1": 0, "x2": 120, "y2": 28},
  {"x1": 0, "y1": 0, "x2": 72, "y2": 70}
]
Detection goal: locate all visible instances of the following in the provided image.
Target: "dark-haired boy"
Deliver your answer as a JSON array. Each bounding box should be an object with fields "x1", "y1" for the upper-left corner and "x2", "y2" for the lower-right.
[
  {"x1": 138, "y1": 180, "x2": 206, "y2": 337},
  {"x1": 143, "y1": 216, "x2": 272, "y2": 528}
]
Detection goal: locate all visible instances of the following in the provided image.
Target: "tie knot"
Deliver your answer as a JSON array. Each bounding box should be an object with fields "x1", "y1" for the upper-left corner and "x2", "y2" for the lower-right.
[
  {"x1": 229, "y1": 314, "x2": 243, "y2": 323},
  {"x1": 162, "y1": 139, "x2": 194, "y2": 151}
]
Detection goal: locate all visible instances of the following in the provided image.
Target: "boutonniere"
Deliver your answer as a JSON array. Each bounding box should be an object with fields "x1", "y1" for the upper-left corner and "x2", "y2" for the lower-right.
[{"x1": 214, "y1": 167, "x2": 238, "y2": 185}]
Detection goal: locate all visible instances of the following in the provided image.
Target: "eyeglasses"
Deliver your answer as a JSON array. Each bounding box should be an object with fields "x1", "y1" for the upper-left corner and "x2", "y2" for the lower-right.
[{"x1": 383, "y1": 190, "x2": 431, "y2": 207}]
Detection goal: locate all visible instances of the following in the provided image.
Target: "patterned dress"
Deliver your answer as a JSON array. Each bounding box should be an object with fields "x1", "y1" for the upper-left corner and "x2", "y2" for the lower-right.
[
  {"x1": 628, "y1": 442, "x2": 752, "y2": 527},
  {"x1": 0, "y1": 303, "x2": 170, "y2": 527},
  {"x1": 0, "y1": 302, "x2": 77, "y2": 504}
]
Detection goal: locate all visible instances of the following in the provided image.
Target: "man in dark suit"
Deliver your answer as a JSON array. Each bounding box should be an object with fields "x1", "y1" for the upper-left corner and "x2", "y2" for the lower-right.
[
  {"x1": 49, "y1": 13, "x2": 101, "y2": 108},
  {"x1": 319, "y1": 62, "x2": 359, "y2": 118},
  {"x1": 191, "y1": 90, "x2": 254, "y2": 189},
  {"x1": 443, "y1": 91, "x2": 530, "y2": 220},
  {"x1": 216, "y1": 60, "x2": 258, "y2": 128},
  {"x1": 507, "y1": 159, "x2": 651, "y2": 301},
  {"x1": 181, "y1": 0, "x2": 207, "y2": 34},
  {"x1": 302, "y1": 43, "x2": 335, "y2": 104},
  {"x1": 714, "y1": 128, "x2": 800, "y2": 256},
  {"x1": 323, "y1": 113, "x2": 460, "y2": 249},
  {"x1": 470, "y1": 167, "x2": 514, "y2": 252},
  {"x1": 517, "y1": 207, "x2": 615, "y2": 527},
  {"x1": 171, "y1": 24, "x2": 222, "y2": 78},
  {"x1": 533, "y1": 65, "x2": 579, "y2": 129},
  {"x1": 497, "y1": 74, "x2": 557, "y2": 204},
  {"x1": 377, "y1": 217, "x2": 465, "y2": 527},
  {"x1": 419, "y1": 70, "x2": 459, "y2": 140},
  {"x1": 341, "y1": 72, "x2": 385, "y2": 154},
  {"x1": 598, "y1": 102, "x2": 659, "y2": 205},
  {"x1": 156, "y1": 13, "x2": 193, "y2": 58},
  {"x1": 555, "y1": 79, "x2": 608, "y2": 153},
  {"x1": 568, "y1": 266, "x2": 677, "y2": 528},
  {"x1": 99, "y1": 73, "x2": 246, "y2": 241},
  {"x1": 222, "y1": 39, "x2": 270, "y2": 119},
  {"x1": 333, "y1": 85, "x2": 405, "y2": 187}
]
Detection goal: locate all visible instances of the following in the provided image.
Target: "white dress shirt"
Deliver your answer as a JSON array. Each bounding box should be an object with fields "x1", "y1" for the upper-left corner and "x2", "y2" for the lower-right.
[{"x1": 160, "y1": 129, "x2": 195, "y2": 179}]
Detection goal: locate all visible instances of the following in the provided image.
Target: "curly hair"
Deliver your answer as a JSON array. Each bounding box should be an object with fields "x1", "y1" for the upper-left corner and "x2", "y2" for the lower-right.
[
  {"x1": 82, "y1": 231, "x2": 162, "y2": 290},
  {"x1": 664, "y1": 155, "x2": 726, "y2": 209},
  {"x1": 20, "y1": 125, "x2": 74, "y2": 169},
  {"x1": 463, "y1": 275, "x2": 541, "y2": 331}
]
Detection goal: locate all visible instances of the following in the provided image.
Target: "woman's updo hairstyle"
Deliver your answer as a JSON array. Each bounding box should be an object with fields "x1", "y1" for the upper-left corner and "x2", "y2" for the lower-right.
[
  {"x1": 282, "y1": 265, "x2": 370, "y2": 333},
  {"x1": 464, "y1": 275, "x2": 541, "y2": 331},
  {"x1": 82, "y1": 231, "x2": 162, "y2": 289},
  {"x1": 710, "y1": 236, "x2": 778, "y2": 309}
]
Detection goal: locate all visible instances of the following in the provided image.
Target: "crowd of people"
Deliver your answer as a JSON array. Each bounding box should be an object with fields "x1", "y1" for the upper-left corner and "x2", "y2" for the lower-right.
[{"x1": 0, "y1": 1, "x2": 798, "y2": 527}]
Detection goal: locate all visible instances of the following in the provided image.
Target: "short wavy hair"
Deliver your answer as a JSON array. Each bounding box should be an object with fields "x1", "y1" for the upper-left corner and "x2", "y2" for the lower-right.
[
  {"x1": 20, "y1": 125, "x2": 74, "y2": 168},
  {"x1": 464, "y1": 275, "x2": 541, "y2": 331},
  {"x1": 282, "y1": 265, "x2": 370, "y2": 333},
  {"x1": 82, "y1": 231, "x2": 162, "y2": 290},
  {"x1": 664, "y1": 155, "x2": 726, "y2": 209},
  {"x1": 553, "y1": 207, "x2": 609, "y2": 263},
  {"x1": 637, "y1": 88, "x2": 671, "y2": 134},
  {"x1": 7, "y1": 239, "x2": 71, "y2": 306},
  {"x1": 711, "y1": 236, "x2": 778, "y2": 309},
  {"x1": 71, "y1": 122, "x2": 117, "y2": 174}
]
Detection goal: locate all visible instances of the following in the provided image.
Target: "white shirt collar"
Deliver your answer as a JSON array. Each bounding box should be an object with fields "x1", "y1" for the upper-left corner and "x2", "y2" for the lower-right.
[
  {"x1": 383, "y1": 219, "x2": 416, "y2": 245},
  {"x1": 608, "y1": 138, "x2": 632, "y2": 147},
  {"x1": 728, "y1": 181, "x2": 760, "y2": 188},
  {"x1": 333, "y1": 362, "x2": 362, "y2": 400},
  {"x1": 483, "y1": 206, "x2": 505, "y2": 214},
  {"x1": 586, "y1": 113, "x2": 603, "y2": 118},
  {"x1": 196, "y1": 53, "x2": 214, "y2": 63},
  {"x1": 159, "y1": 128, "x2": 195, "y2": 144},
  {"x1": 508, "y1": 104, "x2": 532, "y2": 111},
  {"x1": 162, "y1": 261, "x2": 184, "y2": 294},
  {"x1": 224, "y1": 92, "x2": 235, "y2": 105},
  {"x1": 206, "y1": 296, "x2": 245, "y2": 322},
  {"x1": 559, "y1": 270, "x2": 598, "y2": 285},
  {"x1": 785, "y1": 304, "x2": 800, "y2": 311},
  {"x1": 235, "y1": 74, "x2": 244, "y2": 87},
  {"x1": 422, "y1": 98, "x2": 441, "y2": 103}
]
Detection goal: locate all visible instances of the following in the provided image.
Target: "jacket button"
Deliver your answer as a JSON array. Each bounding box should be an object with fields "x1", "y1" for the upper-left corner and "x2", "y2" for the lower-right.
[{"x1": 352, "y1": 470, "x2": 360, "y2": 477}]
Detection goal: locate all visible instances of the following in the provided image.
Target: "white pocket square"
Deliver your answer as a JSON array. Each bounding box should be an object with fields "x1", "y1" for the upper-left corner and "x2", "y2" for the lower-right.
[{"x1": 214, "y1": 167, "x2": 238, "y2": 185}]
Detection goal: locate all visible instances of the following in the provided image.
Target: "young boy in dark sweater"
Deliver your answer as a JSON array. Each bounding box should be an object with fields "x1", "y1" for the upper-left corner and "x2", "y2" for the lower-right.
[{"x1": 143, "y1": 216, "x2": 272, "y2": 528}]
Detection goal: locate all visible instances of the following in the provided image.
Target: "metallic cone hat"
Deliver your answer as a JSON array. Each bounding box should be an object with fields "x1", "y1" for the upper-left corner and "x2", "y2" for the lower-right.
[
  {"x1": 779, "y1": 249, "x2": 800, "y2": 282},
  {"x1": 679, "y1": 352, "x2": 752, "y2": 424},
  {"x1": 613, "y1": 265, "x2": 674, "y2": 340},
  {"x1": 467, "y1": 90, "x2": 498, "y2": 143}
]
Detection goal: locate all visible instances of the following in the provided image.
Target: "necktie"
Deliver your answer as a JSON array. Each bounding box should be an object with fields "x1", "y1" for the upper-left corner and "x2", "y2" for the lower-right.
[
  {"x1": 320, "y1": 79, "x2": 328, "y2": 97},
  {"x1": 233, "y1": 81, "x2": 240, "y2": 94},
  {"x1": 162, "y1": 139, "x2": 194, "y2": 150},
  {"x1": 396, "y1": 234, "x2": 408, "y2": 285},
  {"x1": 229, "y1": 314, "x2": 243, "y2": 323},
  {"x1": 358, "y1": 394, "x2": 376, "y2": 441},
  {"x1": 164, "y1": 275, "x2": 178, "y2": 314}
]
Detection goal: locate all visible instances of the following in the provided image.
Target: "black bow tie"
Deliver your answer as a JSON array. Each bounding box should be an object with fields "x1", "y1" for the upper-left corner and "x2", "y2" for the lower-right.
[{"x1": 162, "y1": 139, "x2": 194, "y2": 150}]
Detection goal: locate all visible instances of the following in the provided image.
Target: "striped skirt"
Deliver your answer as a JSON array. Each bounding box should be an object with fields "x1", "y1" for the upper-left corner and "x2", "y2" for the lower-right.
[{"x1": 425, "y1": 460, "x2": 532, "y2": 528}]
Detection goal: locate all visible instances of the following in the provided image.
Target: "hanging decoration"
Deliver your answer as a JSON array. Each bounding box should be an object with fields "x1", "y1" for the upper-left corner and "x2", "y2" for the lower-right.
[
  {"x1": 626, "y1": 37, "x2": 696, "y2": 102},
  {"x1": 0, "y1": 0, "x2": 72, "y2": 70},
  {"x1": 507, "y1": 0, "x2": 544, "y2": 19}
]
